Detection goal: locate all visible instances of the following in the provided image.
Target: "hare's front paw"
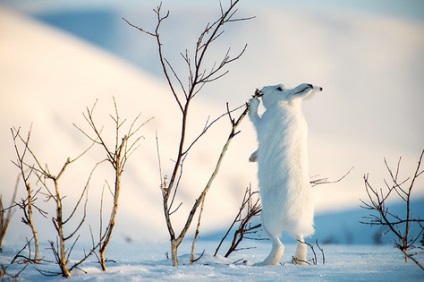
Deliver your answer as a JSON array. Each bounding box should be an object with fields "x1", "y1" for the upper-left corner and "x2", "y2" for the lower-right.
[{"x1": 248, "y1": 98, "x2": 260, "y2": 112}]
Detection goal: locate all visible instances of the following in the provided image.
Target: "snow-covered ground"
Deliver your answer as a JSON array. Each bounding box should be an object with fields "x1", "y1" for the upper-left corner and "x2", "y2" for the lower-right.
[{"x1": 1, "y1": 241, "x2": 423, "y2": 281}]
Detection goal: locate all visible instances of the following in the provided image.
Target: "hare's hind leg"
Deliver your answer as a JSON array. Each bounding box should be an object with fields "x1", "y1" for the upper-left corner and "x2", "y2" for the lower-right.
[
  {"x1": 293, "y1": 234, "x2": 308, "y2": 265},
  {"x1": 255, "y1": 226, "x2": 284, "y2": 265}
]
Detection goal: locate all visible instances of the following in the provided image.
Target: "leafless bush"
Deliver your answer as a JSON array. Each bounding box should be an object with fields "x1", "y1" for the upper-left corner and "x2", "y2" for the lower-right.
[
  {"x1": 124, "y1": 0, "x2": 252, "y2": 266},
  {"x1": 10, "y1": 127, "x2": 48, "y2": 263},
  {"x1": 360, "y1": 148, "x2": 424, "y2": 270},
  {"x1": 74, "y1": 98, "x2": 151, "y2": 271},
  {"x1": 214, "y1": 184, "x2": 263, "y2": 258},
  {"x1": 8, "y1": 98, "x2": 149, "y2": 276},
  {"x1": 11, "y1": 127, "x2": 98, "y2": 277}
]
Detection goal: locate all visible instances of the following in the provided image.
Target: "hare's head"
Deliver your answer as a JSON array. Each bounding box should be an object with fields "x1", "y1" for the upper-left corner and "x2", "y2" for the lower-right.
[{"x1": 259, "y1": 83, "x2": 322, "y2": 109}]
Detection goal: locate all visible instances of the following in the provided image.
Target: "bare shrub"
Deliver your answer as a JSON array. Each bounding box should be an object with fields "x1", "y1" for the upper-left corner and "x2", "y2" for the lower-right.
[
  {"x1": 10, "y1": 127, "x2": 47, "y2": 263},
  {"x1": 11, "y1": 127, "x2": 97, "y2": 277},
  {"x1": 214, "y1": 184, "x2": 263, "y2": 258},
  {"x1": 74, "y1": 98, "x2": 151, "y2": 270},
  {"x1": 360, "y1": 148, "x2": 424, "y2": 270},
  {"x1": 124, "y1": 0, "x2": 252, "y2": 266}
]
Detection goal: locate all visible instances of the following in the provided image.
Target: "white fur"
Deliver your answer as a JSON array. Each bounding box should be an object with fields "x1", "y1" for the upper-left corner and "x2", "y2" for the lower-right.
[{"x1": 248, "y1": 83, "x2": 322, "y2": 265}]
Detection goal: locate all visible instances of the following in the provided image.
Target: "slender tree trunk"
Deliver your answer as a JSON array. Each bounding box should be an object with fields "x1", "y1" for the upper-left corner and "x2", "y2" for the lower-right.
[
  {"x1": 25, "y1": 183, "x2": 40, "y2": 262},
  {"x1": 171, "y1": 238, "x2": 181, "y2": 266},
  {"x1": 99, "y1": 162, "x2": 122, "y2": 271},
  {"x1": 100, "y1": 250, "x2": 107, "y2": 271},
  {"x1": 54, "y1": 179, "x2": 71, "y2": 277}
]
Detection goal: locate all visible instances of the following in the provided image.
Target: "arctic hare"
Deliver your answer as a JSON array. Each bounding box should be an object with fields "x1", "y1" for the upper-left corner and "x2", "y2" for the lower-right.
[{"x1": 248, "y1": 83, "x2": 322, "y2": 265}]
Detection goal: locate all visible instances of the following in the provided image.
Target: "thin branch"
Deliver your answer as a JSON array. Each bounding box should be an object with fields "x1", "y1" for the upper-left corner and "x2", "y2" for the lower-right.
[
  {"x1": 310, "y1": 167, "x2": 353, "y2": 187},
  {"x1": 183, "y1": 103, "x2": 246, "y2": 156},
  {"x1": 123, "y1": 8, "x2": 183, "y2": 112},
  {"x1": 189, "y1": 104, "x2": 248, "y2": 261}
]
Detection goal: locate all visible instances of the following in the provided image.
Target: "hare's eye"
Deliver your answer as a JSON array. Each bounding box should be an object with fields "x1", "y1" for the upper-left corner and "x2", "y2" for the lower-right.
[{"x1": 276, "y1": 86, "x2": 283, "y2": 91}]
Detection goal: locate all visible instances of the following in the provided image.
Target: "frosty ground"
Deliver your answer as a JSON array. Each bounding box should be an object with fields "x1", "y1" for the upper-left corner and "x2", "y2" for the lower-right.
[{"x1": 1, "y1": 240, "x2": 422, "y2": 281}]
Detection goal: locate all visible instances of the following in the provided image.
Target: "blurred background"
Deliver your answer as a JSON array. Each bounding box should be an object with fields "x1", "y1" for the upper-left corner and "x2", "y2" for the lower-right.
[{"x1": 0, "y1": 0, "x2": 423, "y2": 246}]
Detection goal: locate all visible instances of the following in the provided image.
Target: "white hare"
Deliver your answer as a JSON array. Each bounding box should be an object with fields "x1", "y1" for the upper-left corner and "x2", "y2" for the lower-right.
[{"x1": 248, "y1": 83, "x2": 322, "y2": 265}]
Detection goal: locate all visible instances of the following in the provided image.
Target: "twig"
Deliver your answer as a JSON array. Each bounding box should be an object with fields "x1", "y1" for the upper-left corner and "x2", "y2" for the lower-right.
[{"x1": 310, "y1": 167, "x2": 353, "y2": 187}]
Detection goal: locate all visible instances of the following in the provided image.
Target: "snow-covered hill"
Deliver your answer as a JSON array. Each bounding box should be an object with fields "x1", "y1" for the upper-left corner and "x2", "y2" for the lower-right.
[
  {"x1": 7, "y1": 1, "x2": 424, "y2": 209},
  {"x1": 0, "y1": 7, "x2": 254, "y2": 244},
  {"x1": 1, "y1": 0, "x2": 423, "y2": 249}
]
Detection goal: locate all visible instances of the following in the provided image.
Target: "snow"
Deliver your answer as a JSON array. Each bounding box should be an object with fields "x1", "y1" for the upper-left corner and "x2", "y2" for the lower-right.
[{"x1": 1, "y1": 241, "x2": 423, "y2": 281}]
